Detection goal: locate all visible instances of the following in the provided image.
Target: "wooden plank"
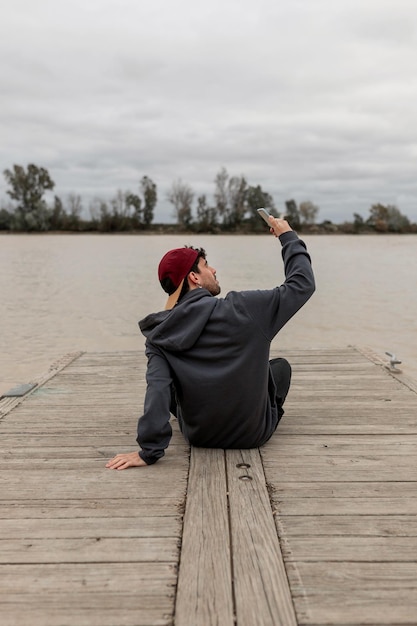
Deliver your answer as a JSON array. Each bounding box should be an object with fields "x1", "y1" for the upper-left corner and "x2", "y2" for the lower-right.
[
  {"x1": 287, "y1": 562, "x2": 417, "y2": 625},
  {"x1": 175, "y1": 447, "x2": 234, "y2": 626},
  {"x1": 0, "y1": 517, "x2": 181, "y2": 538},
  {"x1": 270, "y1": 481, "x2": 417, "y2": 516},
  {"x1": 270, "y1": 481, "x2": 417, "y2": 498},
  {"x1": 0, "y1": 435, "x2": 137, "y2": 446},
  {"x1": 0, "y1": 603, "x2": 173, "y2": 626},
  {"x1": 0, "y1": 498, "x2": 184, "y2": 519},
  {"x1": 263, "y1": 455, "x2": 417, "y2": 482},
  {"x1": 278, "y1": 423, "x2": 417, "y2": 435},
  {"x1": 226, "y1": 449, "x2": 297, "y2": 626},
  {"x1": 176, "y1": 447, "x2": 297, "y2": 626},
  {"x1": 278, "y1": 514, "x2": 417, "y2": 536},
  {"x1": 0, "y1": 445, "x2": 188, "y2": 462},
  {"x1": 276, "y1": 355, "x2": 369, "y2": 365},
  {"x1": 175, "y1": 448, "x2": 234, "y2": 626},
  {"x1": 263, "y1": 345, "x2": 417, "y2": 625},
  {"x1": 0, "y1": 564, "x2": 175, "y2": 626},
  {"x1": 0, "y1": 445, "x2": 187, "y2": 461},
  {"x1": 0, "y1": 469, "x2": 188, "y2": 499},
  {"x1": 266, "y1": 434, "x2": 417, "y2": 455},
  {"x1": 0, "y1": 352, "x2": 83, "y2": 419},
  {"x1": 274, "y1": 496, "x2": 417, "y2": 516},
  {"x1": 0, "y1": 537, "x2": 178, "y2": 563},
  {"x1": 271, "y1": 447, "x2": 417, "y2": 586},
  {"x1": 0, "y1": 606, "x2": 172, "y2": 626},
  {"x1": 281, "y1": 394, "x2": 415, "y2": 404},
  {"x1": 281, "y1": 536, "x2": 417, "y2": 562},
  {"x1": 0, "y1": 351, "x2": 189, "y2": 626},
  {"x1": 0, "y1": 562, "x2": 176, "y2": 593}
]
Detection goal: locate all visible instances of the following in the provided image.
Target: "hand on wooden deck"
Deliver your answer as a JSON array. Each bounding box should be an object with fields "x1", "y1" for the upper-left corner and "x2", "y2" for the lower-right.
[{"x1": 106, "y1": 451, "x2": 148, "y2": 470}]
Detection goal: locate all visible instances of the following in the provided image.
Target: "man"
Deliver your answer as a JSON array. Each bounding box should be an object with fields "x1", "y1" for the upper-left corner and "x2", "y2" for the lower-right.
[{"x1": 106, "y1": 215, "x2": 315, "y2": 470}]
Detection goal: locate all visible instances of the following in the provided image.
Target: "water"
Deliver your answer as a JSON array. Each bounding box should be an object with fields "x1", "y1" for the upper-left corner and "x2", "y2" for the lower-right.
[{"x1": 1, "y1": 233, "x2": 416, "y2": 395}]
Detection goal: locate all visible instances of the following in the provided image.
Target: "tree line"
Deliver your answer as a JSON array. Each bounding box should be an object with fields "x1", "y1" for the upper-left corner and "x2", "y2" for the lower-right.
[
  {"x1": 0, "y1": 164, "x2": 157, "y2": 233},
  {"x1": 1, "y1": 163, "x2": 416, "y2": 234}
]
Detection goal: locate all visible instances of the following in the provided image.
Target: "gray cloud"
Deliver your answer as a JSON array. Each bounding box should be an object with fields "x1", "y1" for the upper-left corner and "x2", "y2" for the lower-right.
[{"x1": 1, "y1": 0, "x2": 417, "y2": 223}]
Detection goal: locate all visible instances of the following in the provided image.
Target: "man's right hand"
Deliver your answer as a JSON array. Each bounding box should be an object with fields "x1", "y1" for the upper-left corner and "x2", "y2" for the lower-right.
[
  {"x1": 268, "y1": 216, "x2": 293, "y2": 237},
  {"x1": 106, "y1": 451, "x2": 148, "y2": 470}
]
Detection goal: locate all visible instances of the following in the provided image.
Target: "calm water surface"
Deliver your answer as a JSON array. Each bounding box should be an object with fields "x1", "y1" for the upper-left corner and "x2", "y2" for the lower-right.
[{"x1": 1, "y1": 233, "x2": 416, "y2": 394}]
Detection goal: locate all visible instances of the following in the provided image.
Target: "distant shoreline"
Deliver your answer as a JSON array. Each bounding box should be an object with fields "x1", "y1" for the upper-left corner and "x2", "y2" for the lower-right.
[{"x1": 1, "y1": 228, "x2": 416, "y2": 236}]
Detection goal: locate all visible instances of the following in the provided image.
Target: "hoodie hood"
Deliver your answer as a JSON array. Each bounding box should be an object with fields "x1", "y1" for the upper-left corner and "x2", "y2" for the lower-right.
[{"x1": 139, "y1": 289, "x2": 218, "y2": 351}]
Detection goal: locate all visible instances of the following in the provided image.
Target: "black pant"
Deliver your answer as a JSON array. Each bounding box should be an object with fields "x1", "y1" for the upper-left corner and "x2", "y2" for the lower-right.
[{"x1": 269, "y1": 357, "x2": 292, "y2": 425}]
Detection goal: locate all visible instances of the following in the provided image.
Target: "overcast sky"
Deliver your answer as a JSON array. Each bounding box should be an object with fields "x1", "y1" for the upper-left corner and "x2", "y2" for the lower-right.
[{"x1": 1, "y1": 0, "x2": 417, "y2": 223}]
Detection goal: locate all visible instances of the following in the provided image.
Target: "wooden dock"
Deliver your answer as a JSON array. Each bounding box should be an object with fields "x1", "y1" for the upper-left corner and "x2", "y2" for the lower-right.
[{"x1": 1, "y1": 347, "x2": 417, "y2": 626}]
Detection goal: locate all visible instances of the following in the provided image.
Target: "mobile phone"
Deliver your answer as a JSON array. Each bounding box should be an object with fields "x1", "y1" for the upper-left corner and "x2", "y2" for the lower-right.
[{"x1": 257, "y1": 208, "x2": 271, "y2": 225}]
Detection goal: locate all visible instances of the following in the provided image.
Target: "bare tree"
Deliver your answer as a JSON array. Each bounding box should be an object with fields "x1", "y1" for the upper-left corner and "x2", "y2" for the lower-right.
[
  {"x1": 141, "y1": 176, "x2": 157, "y2": 226},
  {"x1": 284, "y1": 199, "x2": 302, "y2": 230},
  {"x1": 213, "y1": 167, "x2": 248, "y2": 226},
  {"x1": 299, "y1": 201, "x2": 319, "y2": 225},
  {"x1": 167, "y1": 179, "x2": 194, "y2": 227},
  {"x1": 228, "y1": 175, "x2": 247, "y2": 225},
  {"x1": 214, "y1": 167, "x2": 229, "y2": 221},
  {"x1": 196, "y1": 194, "x2": 218, "y2": 231}
]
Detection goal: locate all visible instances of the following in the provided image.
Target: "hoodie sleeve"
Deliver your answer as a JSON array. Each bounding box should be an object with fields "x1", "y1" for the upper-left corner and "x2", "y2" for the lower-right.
[
  {"x1": 240, "y1": 231, "x2": 315, "y2": 339},
  {"x1": 136, "y1": 345, "x2": 173, "y2": 465}
]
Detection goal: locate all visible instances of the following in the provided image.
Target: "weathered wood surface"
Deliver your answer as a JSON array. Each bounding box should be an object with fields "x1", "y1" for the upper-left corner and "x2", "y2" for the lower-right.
[
  {"x1": 225, "y1": 449, "x2": 297, "y2": 626},
  {"x1": 0, "y1": 352, "x2": 83, "y2": 418},
  {"x1": 175, "y1": 448, "x2": 235, "y2": 626},
  {"x1": 263, "y1": 346, "x2": 417, "y2": 625},
  {"x1": 2, "y1": 346, "x2": 417, "y2": 626},
  {"x1": 175, "y1": 447, "x2": 297, "y2": 626},
  {"x1": 0, "y1": 351, "x2": 189, "y2": 626}
]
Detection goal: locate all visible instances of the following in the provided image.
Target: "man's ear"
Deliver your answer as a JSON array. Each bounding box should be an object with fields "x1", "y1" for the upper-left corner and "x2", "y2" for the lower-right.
[{"x1": 188, "y1": 271, "x2": 200, "y2": 288}]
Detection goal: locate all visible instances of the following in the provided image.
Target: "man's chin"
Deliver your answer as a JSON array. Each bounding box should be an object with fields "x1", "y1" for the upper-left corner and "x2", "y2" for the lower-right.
[{"x1": 207, "y1": 285, "x2": 221, "y2": 296}]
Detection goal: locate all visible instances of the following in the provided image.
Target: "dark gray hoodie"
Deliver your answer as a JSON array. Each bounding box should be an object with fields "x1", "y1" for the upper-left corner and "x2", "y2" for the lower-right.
[{"x1": 137, "y1": 231, "x2": 315, "y2": 464}]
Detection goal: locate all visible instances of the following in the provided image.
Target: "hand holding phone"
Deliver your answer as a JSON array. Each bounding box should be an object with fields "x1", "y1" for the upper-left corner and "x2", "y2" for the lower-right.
[
  {"x1": 257, "y1": 208, "x2": 292, "y2": 236},
  {"x1": 257, "y1": 208, "x2": 272, "y2": 224}
]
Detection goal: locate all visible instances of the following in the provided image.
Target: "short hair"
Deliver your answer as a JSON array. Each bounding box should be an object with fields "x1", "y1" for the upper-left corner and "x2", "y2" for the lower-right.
[{"x1": 178, "y1": 246, "x2": 206, "y2": 300}]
